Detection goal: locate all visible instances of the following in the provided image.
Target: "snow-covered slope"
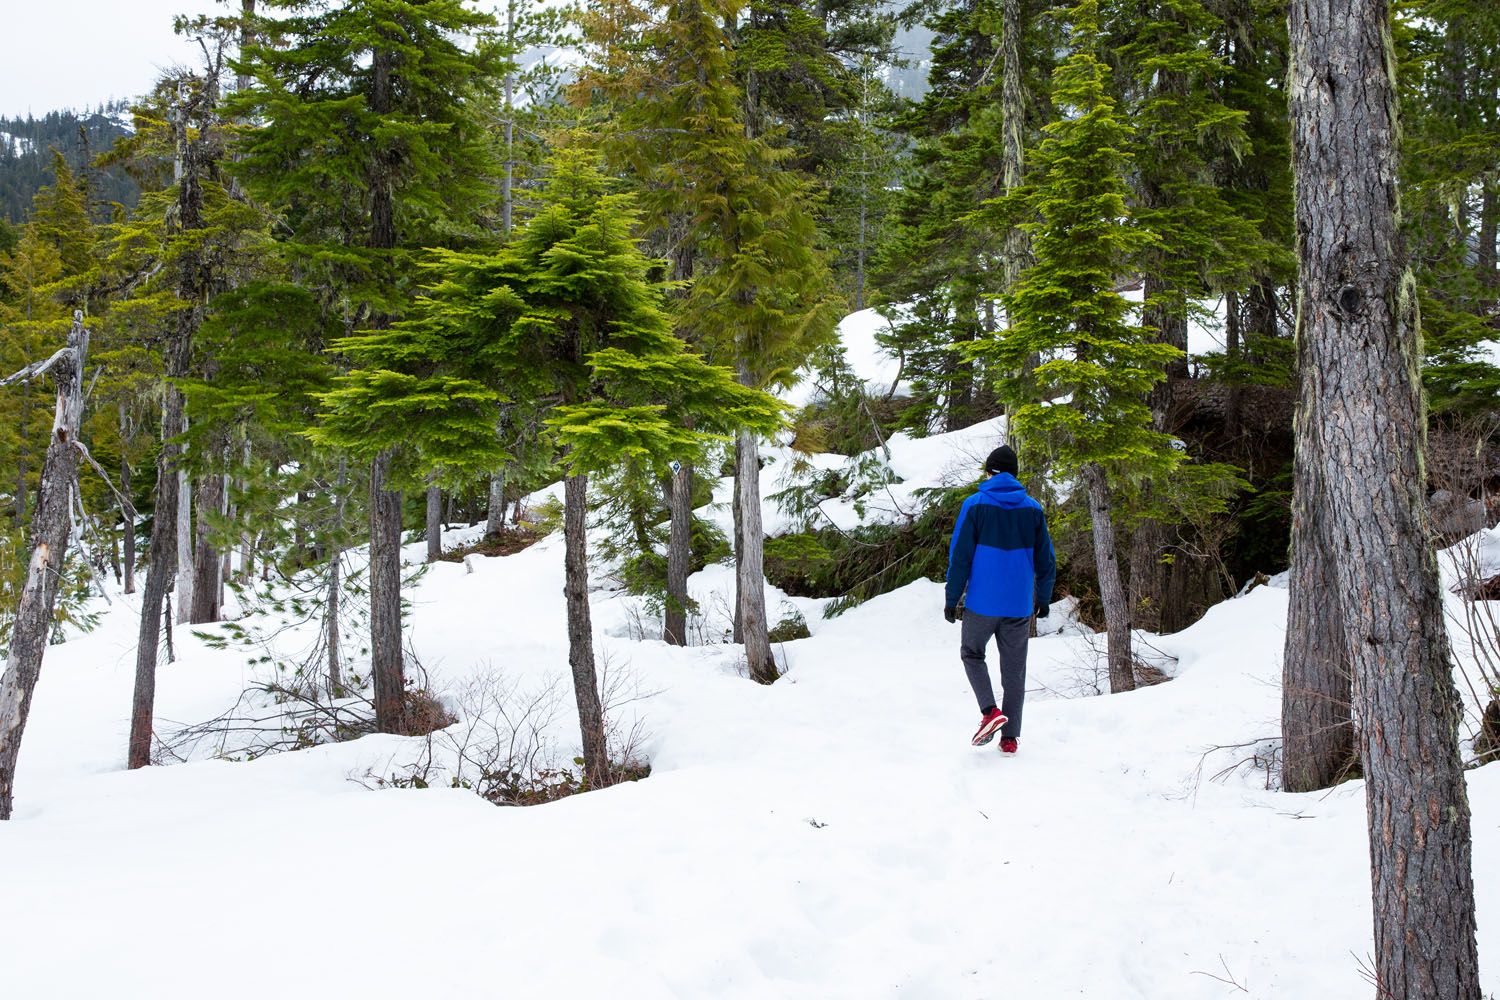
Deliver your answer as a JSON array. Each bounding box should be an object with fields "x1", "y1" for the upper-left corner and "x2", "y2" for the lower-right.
[{"x1": 4, "y1": 370, "x2": 1500, "y2": 998}]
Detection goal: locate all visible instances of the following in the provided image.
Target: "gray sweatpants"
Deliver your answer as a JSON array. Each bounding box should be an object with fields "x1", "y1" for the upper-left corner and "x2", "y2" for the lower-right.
[{"x1": 960, "y1": 612, "x2": 1030, "y2": 740}]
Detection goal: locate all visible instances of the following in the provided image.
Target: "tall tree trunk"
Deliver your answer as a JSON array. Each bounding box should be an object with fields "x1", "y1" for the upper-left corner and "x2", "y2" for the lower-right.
[
  {"x1": 364, "y1": 39, "x2": 406, "y2": 734},
  {"x1": 1224, "y1": 288, "x2": 1243, "y2": 438},
  {"x1": 1083, "y1": 462, "x2": 1134, "y2": 693},
  {"x1": 325, "y1": 457, "x2": 348, "y2": 698},
  {"x1": 1287, "y1": 0, "x2": 1480, "y2": 994},
  {"x1": 237, "y1": 1, "x2": 255, "y2": 92},
  {"x1": 732, "y1": 451, "x2": 744, "y2": 644},
  {"x1": 664, "y1": 461, "x2": 692, "y2": 645},
  {"x1": 175, "y1": 460, "x2": 193, "y2": 624},
  {"x1": 219, "y1": 474, "x2": 231, "y2": 609},
  {"x1": 0, "y1": 313, "x2": 88, "y2": 819},
  {"x1": 425, "y1": 483, "x2": 442, "y2": 563},
  {"x1": 369, "y1": 451, "x2": 406, "y2": 734},
  {"x1": 119, "y1": 404, "x2": 135, "y2": 595},
  {"x1": 1000, "y1": 0, "x2": 1029, "y2": 292},
  {"x1": 132, "y1": 86, "x2": 206, "y2": 769},
  {"x1": 131, "y1": 393, "x2": 185, "y2": 770},
  {"x1": 486, "y1": 12, "x2": 516, "y2": 540},
  {"x1": 735, "y1": 429, "x2": 777, "y2": 684},
  {"x1": 487, "y1": 463, "x2": 506, "y2": 536},
  {"x1": 190, "y1": 466, "x2": 224, "y2": 623},
  {"x1": 946, "y1": 303, "x2": 979, "y2": 432},
  {"x1": 562, "y1": 472, "x2": 609, "y2": 788},
  {"x1": 1248, "y1": 278, "x2": 1280, "y2": 344},
  {"x1": 1128, "y1": 515, "x2": 1164, "y2": 633},
  {"x1": 238, "y1": 436, "x2": 252, "y2": 582},
  {"x1": 1281, "y1": 435, "x2": 1353, "y2": 790},
  {"x1": 1478, "y1": 179, "x2": 1497, "y2": 290},
  {"x1": 502, "y1": 0, "x2": 516, "y2": 240}
]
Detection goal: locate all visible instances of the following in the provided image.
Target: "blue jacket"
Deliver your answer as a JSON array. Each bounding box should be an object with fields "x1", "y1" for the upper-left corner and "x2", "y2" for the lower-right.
[{"x1": 945, "y1": 474, "x2": 1056, "y2": 618}]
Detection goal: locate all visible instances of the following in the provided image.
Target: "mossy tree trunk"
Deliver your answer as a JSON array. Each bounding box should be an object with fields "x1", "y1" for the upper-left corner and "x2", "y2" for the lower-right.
[{"x1": 1286, "y1": 0, "x2": 1480, "y2": 992}]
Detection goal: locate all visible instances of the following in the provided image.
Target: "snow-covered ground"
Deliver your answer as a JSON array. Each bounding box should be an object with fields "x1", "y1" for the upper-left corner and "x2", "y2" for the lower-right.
[
  {"x1": 5, "y1": 410, "x2": 1500, "y2": 998},
  {"x1": 4, "y1": 323, "x2": 1500, "y2": 996}
]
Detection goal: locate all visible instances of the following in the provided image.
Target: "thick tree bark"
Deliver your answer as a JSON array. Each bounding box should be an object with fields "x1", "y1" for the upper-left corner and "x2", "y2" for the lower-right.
[
  {"x1": 425, "y1": 483, "x2": 442, "y2": 563},
  {"x1": 1286, "y1": 1, "x2": 1480, "y2": 995},
  {"x1": 562, "y1": 473, "x2": 609, "y2": 788},
  {"x1": 1000, "y1": 0, "x2": 1029, "y2": 292},
  {"x1": 735, "y1": 429, "x2": 777, "y2": 684},
  {"x1": 1128, "y1": 515, "x2": 1164, "y2": 633},
  {"x1": 1083, "y1": 463, "x2": 1135, "y2": 693},
  {"x1": 189, "y1": 468, "x2": 224, "y2": 623},
  {"x1": 0, "y1": 313, "x2": 88, "y2": 820},
  {"x1": 664, "y1": 461, "x2": 692, "y2": 645},
  {"x1": 1281, "y1": 435, "x2": 1354, "y2": 790},
  {"x1": 369, "y1": 451, "x2": 406, "y2": 734}
]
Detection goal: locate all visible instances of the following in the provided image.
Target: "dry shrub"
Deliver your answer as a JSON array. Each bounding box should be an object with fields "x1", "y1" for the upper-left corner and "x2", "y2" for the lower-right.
[
  {"x1": 363, "y1": 657, "x2": 655, "y2": 805},
  {"x1": 1134, "y1": 663, "x2": 1173, "y2": 687},
  {"x1": 439, "y1": 527, "x2": 544, "y2": 562},
  {"x1": 404, "y1": 687, "x2": 458, "y2": 736}
]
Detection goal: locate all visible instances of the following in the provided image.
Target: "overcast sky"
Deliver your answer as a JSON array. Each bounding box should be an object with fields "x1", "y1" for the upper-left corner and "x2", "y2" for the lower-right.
[{"x1": 2, "y1": 0, "x2": 244, "y2": 118}]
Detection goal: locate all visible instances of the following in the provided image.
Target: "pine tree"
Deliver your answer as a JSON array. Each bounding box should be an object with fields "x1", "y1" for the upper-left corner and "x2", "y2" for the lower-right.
[
  {"x1": 875, "y1": 0, "x2": 1064, "y2": 434},
  {"x1": 735, "y1": 0, "x2": 898, "y2": 294},
  {"x1": 978, "y1": 0, "x2": 1181, "y2": 693},
  {"x1": 1111, "y1": 0, "x2": 1265, "y2": 631},
  {"x1": 1398, "y1": 1, "x2": 1500, "y2": 416},
  {"x1": 229, "y1": 0, "x2": 503, "y2": 735},
  {"x1": 102, "y1": 62, "x2": 253, "y2": 768},
  {"x1": 578, "y1": 0, "x2": 841, "y2": 671},
  {"x1": 320, "y1": 151, "x2": 779, "y2": 786}
]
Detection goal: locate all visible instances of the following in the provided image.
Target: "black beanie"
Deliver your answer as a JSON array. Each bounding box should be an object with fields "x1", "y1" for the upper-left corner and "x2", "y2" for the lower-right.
[{"x1": 984, "y1": 445, "x2": 1018, "y2": 476}]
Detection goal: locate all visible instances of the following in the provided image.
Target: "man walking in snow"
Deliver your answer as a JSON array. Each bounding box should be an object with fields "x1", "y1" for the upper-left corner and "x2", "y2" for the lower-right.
[{"x1": 944, "y1": 445, "x2": 1056, "y2": 754}]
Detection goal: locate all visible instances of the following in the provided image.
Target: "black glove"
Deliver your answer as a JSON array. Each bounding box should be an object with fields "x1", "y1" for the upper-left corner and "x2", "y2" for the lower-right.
[
  {"x1": 944, "y1": 606, "x2": 958, "y2": 624},
  {"x1": 1035, "y1": 603, "x2": 1050, "y2": 619}
]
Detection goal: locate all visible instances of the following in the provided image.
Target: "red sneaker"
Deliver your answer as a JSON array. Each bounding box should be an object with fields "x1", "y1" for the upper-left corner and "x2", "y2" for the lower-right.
[
  {"x1": 971, "y1": 708, "x2": 1007, "y2": 746},
  {"x1": 999, "y1": 738, "x2": 1019, "y2": 755}
]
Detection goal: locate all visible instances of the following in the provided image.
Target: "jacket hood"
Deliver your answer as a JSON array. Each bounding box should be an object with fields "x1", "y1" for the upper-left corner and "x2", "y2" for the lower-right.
[{"x1": 977, "y1": 473, "x2": 1035, "y2": 508}]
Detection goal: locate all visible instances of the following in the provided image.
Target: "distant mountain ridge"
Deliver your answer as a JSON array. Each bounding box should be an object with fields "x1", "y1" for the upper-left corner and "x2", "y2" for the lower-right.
[{"x1": 0, "y1": 101, "x2": 139, "y2": 223}]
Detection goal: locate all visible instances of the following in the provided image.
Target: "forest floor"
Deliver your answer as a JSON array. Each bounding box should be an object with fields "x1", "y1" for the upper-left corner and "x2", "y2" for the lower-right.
[{"x1": 4, "y1": 313, "x2": 1500, "y2": 998}]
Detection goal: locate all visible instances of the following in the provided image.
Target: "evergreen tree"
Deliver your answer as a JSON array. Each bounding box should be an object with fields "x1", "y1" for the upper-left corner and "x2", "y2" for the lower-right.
[
  {"x1": 319, "y1": 151, "x2": 780, "y2": 786},
  {"x1": 229, "y1": 0, "x2": 503, "y2": 735},
  {"x1": 1398, "y1": 0, "x2": 1500, "y2": 416},
  {"x1": 875, "y1": 0, "x2": 1063, "y2": 434},
  {"x1": 1109, "y1": 0, "x2": 1265, "y2": 630},
  {"x1": 735, "y1": 0, "x2": 899, "y2": 294},
  {"x1": 579, "y1": 0, "x2": 841, "y2": 670},
  {"x1": 978, "y1": 0, "x2": 1180, "y2": 693}
]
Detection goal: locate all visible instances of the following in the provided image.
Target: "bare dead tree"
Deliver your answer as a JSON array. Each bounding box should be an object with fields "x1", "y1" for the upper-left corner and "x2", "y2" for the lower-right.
[{"x1": 0, "y1": 312, "x2": 89, "y2": 819}]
